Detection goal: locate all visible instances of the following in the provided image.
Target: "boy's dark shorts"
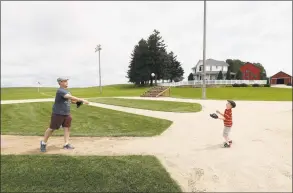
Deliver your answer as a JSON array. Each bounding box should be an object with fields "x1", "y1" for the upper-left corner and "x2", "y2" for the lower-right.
[{"x1": 49, "y1": 113, "x2": 72, "y2": 130}]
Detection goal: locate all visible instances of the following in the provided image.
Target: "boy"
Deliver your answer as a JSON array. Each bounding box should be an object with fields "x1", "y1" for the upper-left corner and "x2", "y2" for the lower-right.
[
  {"x1": 216, "y1": 100, "x2": 236, "y2": 148},
  {"x1": 40, "y1": 77, "x2": 89, "y2": 152}
]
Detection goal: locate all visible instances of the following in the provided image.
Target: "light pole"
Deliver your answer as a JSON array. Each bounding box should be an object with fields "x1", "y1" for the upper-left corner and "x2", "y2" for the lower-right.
[
  {"x1": 95, "y1": 44, "x2": 102, "y2": 94},
  {"x1": 202, "y1": 0, "x2": 207, "y2": 99}
]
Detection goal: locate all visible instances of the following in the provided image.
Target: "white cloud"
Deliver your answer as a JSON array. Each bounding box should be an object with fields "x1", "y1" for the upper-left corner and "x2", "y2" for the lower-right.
[{"x1": 1, "y1": 1, "x2": 292, "y2": 87}]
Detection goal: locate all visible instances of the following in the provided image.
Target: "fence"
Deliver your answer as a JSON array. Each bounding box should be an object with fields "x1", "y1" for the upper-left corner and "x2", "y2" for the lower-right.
[{"x1": 158, "y1": 80, "x2": 268, "y2": 87}]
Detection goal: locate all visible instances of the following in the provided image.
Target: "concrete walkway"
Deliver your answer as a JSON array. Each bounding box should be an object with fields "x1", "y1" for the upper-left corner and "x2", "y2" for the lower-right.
[{"x1": 1, "y1": 97, "x2": 292, "y2": 192}]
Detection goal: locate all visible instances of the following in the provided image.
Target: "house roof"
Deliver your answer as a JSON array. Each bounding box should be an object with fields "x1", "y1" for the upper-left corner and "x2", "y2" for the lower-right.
[
  {"x1": 270, "y1": 71, "x2": 292, "y2": 78},
  {"x1": 194, "y1": 71, "x2": 228, "y2": 75},
  {"x1": 192, "y1": 59, "x2": 229, "y2": 69}
]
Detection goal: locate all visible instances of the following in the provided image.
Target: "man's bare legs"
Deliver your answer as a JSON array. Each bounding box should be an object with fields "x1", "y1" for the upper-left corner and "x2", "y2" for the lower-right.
[
  {"x1": 43, "y1": 128, "x2": 54, "y2": 143},
  {"x1": 40, "y1": 128, "x2": 54, "y2": 152},
  {"x1": 63, "y1": 127, "x2": 74, "y2": 149},
  {"x1": 64, "y1": 127, "x2": 70, "y2": 145}
]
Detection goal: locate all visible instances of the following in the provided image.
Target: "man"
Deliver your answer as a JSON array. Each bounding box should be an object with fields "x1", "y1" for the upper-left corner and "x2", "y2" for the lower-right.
[{"x1": 40, "y1": 77, "x2": 89, "y2": 152}]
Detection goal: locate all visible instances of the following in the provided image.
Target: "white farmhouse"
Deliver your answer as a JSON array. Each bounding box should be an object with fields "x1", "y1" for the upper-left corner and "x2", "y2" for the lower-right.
[{"x1": 192, "y1": 59, "x2": 229, "y2": 80}]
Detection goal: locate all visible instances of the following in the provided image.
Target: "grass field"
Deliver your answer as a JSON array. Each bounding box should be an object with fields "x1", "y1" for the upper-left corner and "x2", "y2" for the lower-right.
[
  {"x1": 1, "y1": 155, "x2": 181, "y2": 192},
  {"x1": 90, "y1": 98, "x2": 202, "y2": 112},
  {"x1": 1, "y1": 85, "x2": 292, "y2": 101},
  {"x1": 1, "y1": 102, "x2": 172, "y2": 136},
  {"x1": 171, "y1": 87, "x2": 292, "y2": 101},
  {"x1": 1, "y1": 84, "x2": 148, "y2": 100}
]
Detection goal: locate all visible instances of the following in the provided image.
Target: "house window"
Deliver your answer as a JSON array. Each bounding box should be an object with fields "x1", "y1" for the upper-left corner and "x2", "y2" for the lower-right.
[
  {"x1": 199, "y1": 65, "x2": 202, "y2": 71},
  {"x1": 210, "y1": 66, "x2": 212, "y2": 71}
]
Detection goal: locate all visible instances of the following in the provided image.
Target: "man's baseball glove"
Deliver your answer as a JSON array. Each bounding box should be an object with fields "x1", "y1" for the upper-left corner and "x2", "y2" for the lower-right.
[
  {"x1": 76, "y1": 101, "x2": 83, "y2": 108},
  {"x1": 210, "y1": 113, "x2": 218, "y2": 119}
]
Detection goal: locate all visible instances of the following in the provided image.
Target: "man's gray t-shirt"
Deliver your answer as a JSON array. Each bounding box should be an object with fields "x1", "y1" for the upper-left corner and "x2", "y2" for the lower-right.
[{"x1": 52, "y1": 88, "x2": 71, "y2": 115}]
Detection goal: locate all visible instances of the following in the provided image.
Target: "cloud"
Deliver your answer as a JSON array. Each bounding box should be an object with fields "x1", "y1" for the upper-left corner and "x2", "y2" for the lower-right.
[{"x1": 1, "y1": 1, "x2": 292, "y2": 87}]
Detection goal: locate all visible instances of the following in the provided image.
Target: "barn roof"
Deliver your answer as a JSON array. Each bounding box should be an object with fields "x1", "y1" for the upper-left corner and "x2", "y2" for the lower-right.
[{"x1": 271, "y1": 71, "x2": 292, "y2": 78}]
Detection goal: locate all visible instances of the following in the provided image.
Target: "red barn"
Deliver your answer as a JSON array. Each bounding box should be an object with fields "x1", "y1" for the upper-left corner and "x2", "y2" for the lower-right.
[
  {"x1": 270, "y1": 71, "x2": 292, "y2": 85},
  {"x1": 240, "y1": 63, "x2": 261, "y2": 80}
]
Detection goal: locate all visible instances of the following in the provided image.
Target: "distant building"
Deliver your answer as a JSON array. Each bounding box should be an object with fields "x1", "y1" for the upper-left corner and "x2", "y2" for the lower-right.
[
  {"x1": 270, "y1": 71, "x2": 292, "y2": 85},
  {"x1": 192, "y1": 59, "x2": 230, "y2": 80},
  {"x1": 239, "y1": 62, "x2": 261, "y2": 80}
]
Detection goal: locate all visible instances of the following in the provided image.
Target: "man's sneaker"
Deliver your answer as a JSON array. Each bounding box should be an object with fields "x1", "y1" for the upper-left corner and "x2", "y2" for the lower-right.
[
  {"x1": 224, "y1": 143, "x2": 231, "y2": 148},
  {"x1": 63, "y1": 144, "x2": 75, "y2": 150},
  {"x1": 229, "y1": 140, "x2": 233, "y2": 144},
  {"x1": 40, "y1": 141, "x2": 46, "y2": 152}
]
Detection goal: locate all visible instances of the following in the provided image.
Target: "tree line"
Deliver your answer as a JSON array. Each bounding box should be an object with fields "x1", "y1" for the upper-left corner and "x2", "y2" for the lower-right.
[
  {"x1": 127, "y1": 30, "x2": 184, "y2": 86},
  {"x1": 188, "y1": 59, "x2": 268, "y2": 81}
]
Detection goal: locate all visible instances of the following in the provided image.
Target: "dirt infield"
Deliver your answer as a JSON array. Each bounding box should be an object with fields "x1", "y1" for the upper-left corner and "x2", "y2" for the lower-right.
[{"x1": 1, "y1": 97, "x2": 292, "y2": 192}]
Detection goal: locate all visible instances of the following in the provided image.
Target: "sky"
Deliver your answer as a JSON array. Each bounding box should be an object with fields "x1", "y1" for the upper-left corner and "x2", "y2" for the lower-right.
[{"x1": 1, "y1": 1, "x2": 292, "y2": 87}]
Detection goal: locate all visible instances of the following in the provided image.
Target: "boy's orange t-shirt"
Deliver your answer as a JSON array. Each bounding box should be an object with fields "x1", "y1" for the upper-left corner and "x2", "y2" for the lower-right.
[{"x1": 223, "y1": 109, "x2": 232, "y2": 127}]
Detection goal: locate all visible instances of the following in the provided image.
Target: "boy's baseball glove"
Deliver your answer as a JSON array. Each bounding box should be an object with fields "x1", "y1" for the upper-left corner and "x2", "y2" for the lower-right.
[
  {"x1": 76, "y1": 101, "x2": 83, "y2": 108},
  {"x1": 210, "y1": 113, "x2": 218, "y2": 119}
]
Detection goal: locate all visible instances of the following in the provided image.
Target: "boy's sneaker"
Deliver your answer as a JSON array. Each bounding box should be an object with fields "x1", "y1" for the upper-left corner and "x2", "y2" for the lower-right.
[
  {"x1": 40, "y1": 141, "x2": 46, "y2": 152},
  {"x1": 63, "y1": 144, "x2": 75, "y2": 150},
  {"x1": 224, "y1": 143, "x2": 231, "y2": 148},
  {"x1": 229, "y1": 140, "x2": 232, "y2": 144}
]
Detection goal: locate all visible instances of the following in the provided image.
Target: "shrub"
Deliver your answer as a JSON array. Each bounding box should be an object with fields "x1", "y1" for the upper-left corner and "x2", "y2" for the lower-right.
[
  {"x1": 240, "y1": 83, "x2": 248, "y2": 87},
  {"x1": 286, "y1": 82, "x2": 292, "y2": 86},
  {"x1": 252, "y1": 84, "x2": 260, "y2": 87},
  {"x1": 264, "y1": 84, "x2": 271, "y2": 87},
  {"x1": 232, "y1": 83, "x2": 239, "y2": 87}
]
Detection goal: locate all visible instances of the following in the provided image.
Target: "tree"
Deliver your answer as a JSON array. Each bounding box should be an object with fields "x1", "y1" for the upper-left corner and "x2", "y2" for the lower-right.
[
  {"x1": 235, "y1": 70, "x2": 243, "y2": 80},
  {"x1": 164, "y1": 51, "x2": 184, "y2": 82},
  {"x1": 147, "y1": 29, "x2": 168, "y2": 86},
  {"x1": 226, "y1": 59, "x2": 245, "y2": 73},
  {"x1": 217, "y1": 71, "x2": 223, "y2": 80},
  {"x1": 188, "y1": 73, "x2": 195, "y2": 81},
  {"x1": 126, "y1": 39, "x2": 150, "y2": 86},
  {"x1": 226, "y1": 69, "x2": 231, "y2": 80},
  {"x1": 127, "y1": 29, "x2": 185, "y2": 86}
]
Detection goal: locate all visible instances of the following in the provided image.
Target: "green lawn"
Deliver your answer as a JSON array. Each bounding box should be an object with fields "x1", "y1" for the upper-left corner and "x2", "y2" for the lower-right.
[
  {"x1": 1, "y1": 155, "x2": 181, "y2": 192},
  {"x1": 171, "y1": 87, "x2": 292, "y2": 101},
  {"x1": 1, "y1": 102, "x2": 172, "y2": 136},
  {"x1": 1, "y1": 85, "x2": 292, "y2": 101},
  {"x1": 90, "y1": 98, "x2": 202, "y2": 112},
  {"x1": 1, "y1": 84, "x2": 149, "y2": 100}
]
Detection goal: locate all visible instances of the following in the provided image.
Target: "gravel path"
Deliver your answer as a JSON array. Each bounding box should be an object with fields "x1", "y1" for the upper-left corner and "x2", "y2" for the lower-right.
[{"x1": 1, "y1": 97, "x2": 292, "y2": 192}]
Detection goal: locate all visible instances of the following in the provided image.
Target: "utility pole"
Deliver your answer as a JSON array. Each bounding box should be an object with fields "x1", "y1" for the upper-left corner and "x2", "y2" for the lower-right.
[
  {"x1": 202, "y1": 0, "x2": 207, "y2": 99},
  {"x1": 95, "y1": 44, "x2": 102, "y2": 94}
]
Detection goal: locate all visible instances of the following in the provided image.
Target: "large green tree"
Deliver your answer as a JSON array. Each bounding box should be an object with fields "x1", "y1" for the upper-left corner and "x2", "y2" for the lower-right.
[
  {"x1": 164, "y1": 51, "x2": 184, "y2": 82},
  {"x1": 127, "y1": 39, "x2": 150, "y2": 86},
  {"x1": 127, "y1": 29, "x2": 185, "y2": 86},
  {"x1": 147, "y1": 30, "x2": 168, "y2": 85},
  {"x1": 226, "y1": 59, "x2": 245, "y2": 73}
]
